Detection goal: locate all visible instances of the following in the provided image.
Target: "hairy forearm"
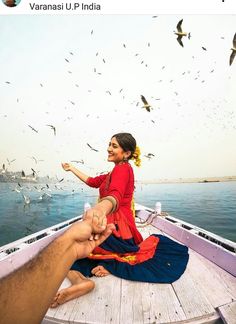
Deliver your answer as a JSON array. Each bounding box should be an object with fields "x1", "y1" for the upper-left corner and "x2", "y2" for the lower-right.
[
  {"x1": 0, "y1": 233, "x2": 76, "y2": 324},
  {"x1": 70, "y1": 166, "x2": 89, "y2": 183}
]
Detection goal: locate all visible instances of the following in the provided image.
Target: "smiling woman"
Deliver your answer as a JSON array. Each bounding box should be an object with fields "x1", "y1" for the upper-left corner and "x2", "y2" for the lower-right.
[{"x1": 53, "y1": 132, "x2": 189, "y2": 307}]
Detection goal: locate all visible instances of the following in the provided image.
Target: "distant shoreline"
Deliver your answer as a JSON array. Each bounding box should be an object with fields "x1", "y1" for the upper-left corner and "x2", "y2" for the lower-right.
[{"x1": 136, "y1": 176, "x2": 236, "y2": 185}]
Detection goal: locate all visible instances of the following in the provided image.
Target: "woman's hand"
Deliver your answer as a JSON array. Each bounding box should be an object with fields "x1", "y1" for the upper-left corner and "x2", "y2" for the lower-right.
[
  {"x1": 63, "y1": 216, "x2": 114, "y2": 260},
  {"x1": 83, "y1": 207, "x2": 107, "y2": 240},
  {"x1": 61, "y1": 162, "x2": 72, "y2": 172}
]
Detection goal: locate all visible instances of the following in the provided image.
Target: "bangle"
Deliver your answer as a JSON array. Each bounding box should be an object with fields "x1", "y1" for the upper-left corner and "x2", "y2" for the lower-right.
[{"x1": 99, "y1": 196, "x2": 117, "y2": 213}]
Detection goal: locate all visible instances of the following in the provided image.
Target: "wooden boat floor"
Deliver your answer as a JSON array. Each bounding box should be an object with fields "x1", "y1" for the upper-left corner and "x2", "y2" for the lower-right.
[{"x1": 44, "y1": 224, "x2": 236, "y2": 324}]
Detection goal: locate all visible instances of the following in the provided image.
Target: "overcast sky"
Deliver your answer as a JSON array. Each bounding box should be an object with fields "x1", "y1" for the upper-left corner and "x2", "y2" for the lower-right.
[{"x1": 0, "y1": 15, "x2": 235, "y2": 181}]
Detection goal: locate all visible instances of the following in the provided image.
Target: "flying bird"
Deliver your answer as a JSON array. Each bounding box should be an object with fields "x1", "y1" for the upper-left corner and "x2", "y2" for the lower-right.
[
  {"x1": 46, "y1": 124, "x2": 56, "y2": 136},
  {"x1": 87, "y1": 143, "x2": 99, "y2": 152},
  {"x1": 28, "y1": 125, "x2": 38, "y2": 133},
  {"x1": 229, "y1": 32, "x2": 236, "y2": 66},
  {"x1": 31, "y1": 168, "x2": 37, "y2": 177},
  {"x1": 141, "y1": 95, "x2": 152, "y2": 112},
  {"x1": 71, "y1": 160, "x2": 84, "y2": 164},
  {"x1": 144, "y1": 153, "x2": 155, "y2": 160},
  {"x1": 7, "y1": 158, "x2": 16, "y2": 165},
  {"x1": 174, "y1": 19, "x2": 189, "y2": 47},
  {"x1": 202, "y1": 47, "x2": 207, "y2": 51}
]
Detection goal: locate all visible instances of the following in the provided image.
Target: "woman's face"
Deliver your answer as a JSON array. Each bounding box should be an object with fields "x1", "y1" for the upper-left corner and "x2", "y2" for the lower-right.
[{"x1": 107, "y1": 137, "x2": 130, "y2": 164}]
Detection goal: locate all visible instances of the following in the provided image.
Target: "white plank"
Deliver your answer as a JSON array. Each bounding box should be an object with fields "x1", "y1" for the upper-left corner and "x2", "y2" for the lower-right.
[
  {"x1": 187, "y1": 249, "x2": 236, "y2": 308},
  {"x1": 192, "y1": 250, "x2": 236, "y2": 300},
  {"x1": 120, "y1": 279, "x2": 146, "y2": 324},
  {"x1": 69, "y1": 275, "x2": 121, "y2": 323},
  {"x1": 45, "y1": 278, "x2": 70, "y2": 320},
  {"x1": 172, "y1": 266, "x2": 216, "y2": 320},
  {"x1": 218, "y1": 301, "x2": 236, "y2": 324},
  {"x1": 141, "y1": 282, "x2": 186, "y2": 323}
]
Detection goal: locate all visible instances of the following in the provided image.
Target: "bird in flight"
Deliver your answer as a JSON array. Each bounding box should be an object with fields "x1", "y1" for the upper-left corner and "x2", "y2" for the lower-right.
[
  {"x1": 28, "y1": 125, "x2": 38, "y2": 133},
  {"x1": 46, "y1": 124, "x2": 56, "y2": 136},
  {"x1": 71, "y1": 159, "x2": 84, "y2": 164},
  {"x1": 141, "y1": 95, "x2": 152, "y2": 112},
  {"x1": 229, "y1": 32, "x2": 236, "y2": 66},
  {"x1": 174, "y1": 19, "x2": 190, "y2": 47},
  {"x1": 144, "y1": 153, "x2": 155, "y2": 160},
  {"x1": 87, "y1": 143, "x2": 99, "y2": 152},
  {"x1": 31, "y1": 168, "x2": 37, "y2": 177},
  {"x1": 7, "y1": 158, "x2": 16, "y2": 165}
]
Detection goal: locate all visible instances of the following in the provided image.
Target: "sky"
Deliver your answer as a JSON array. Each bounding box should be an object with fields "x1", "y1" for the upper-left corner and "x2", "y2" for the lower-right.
[{"x1": 0, "y1": 14, "x2": 236, "y2": 181}]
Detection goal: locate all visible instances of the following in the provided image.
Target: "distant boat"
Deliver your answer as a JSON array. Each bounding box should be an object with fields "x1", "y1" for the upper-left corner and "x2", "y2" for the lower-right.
[
  {"x1": 0, "y1": 203, "x2": 235, "y2": 323},
  {"x1": 199, "y1": 180, "x2": 220, "y2": 183}
]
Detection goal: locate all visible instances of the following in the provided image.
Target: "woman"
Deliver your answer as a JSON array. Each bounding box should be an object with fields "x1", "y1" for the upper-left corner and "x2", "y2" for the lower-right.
[{"x1": 51, "y1": 133, "x2": 189, "y2": 307}]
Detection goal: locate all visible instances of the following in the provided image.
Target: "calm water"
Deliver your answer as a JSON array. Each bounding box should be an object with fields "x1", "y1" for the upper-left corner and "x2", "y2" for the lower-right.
[{"x1": 0, "y1": 181, "x2": 235, "y2": 246}]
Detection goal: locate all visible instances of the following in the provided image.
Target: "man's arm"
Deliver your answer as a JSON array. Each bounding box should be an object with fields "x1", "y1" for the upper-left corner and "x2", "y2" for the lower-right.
[{"x1": 0, "y1": 219, "x2": 114, "y2": 324}]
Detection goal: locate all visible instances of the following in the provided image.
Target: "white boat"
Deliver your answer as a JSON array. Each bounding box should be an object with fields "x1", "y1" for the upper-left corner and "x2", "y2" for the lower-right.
[{"x1": 0, "y1": 203, "x2": 236, "y2": 324}]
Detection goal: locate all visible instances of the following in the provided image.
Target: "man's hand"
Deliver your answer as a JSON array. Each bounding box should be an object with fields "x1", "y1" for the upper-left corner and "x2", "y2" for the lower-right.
[{"x1": 63, "y1": 219, "x2": 115, "y2": 260}]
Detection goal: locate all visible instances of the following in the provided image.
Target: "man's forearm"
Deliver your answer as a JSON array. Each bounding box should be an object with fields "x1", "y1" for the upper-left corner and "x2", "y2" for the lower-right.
[{"x1": 0, "y1": 233, "x2": 76, "y2": 324}]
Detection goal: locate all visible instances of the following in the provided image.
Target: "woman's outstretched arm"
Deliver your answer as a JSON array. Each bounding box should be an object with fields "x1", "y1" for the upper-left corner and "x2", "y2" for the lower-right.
[{"x1": 62, "y1": 162, "x2": 89, "y2": 183}]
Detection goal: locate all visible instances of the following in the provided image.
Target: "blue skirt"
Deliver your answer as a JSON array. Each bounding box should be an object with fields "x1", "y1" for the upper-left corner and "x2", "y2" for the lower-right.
[{"x1": 71, "y1": 234, "x2": 189, "y2": 283}]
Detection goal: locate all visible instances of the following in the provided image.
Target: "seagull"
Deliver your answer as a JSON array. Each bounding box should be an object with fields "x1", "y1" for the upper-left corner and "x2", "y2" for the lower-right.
[
  {"x1": 46, "y1": 124, "x2": 56, "y2": 136},
  {"x1": 71, "y1": 160, "x2": 84, "y2": 164},
  {"x1": 174, "y1": 19, "x2": 189, "y2": 47},
  {"x1": 87, "y1": 143, "x2": 99, "y2": 152},
  {"x1": 141, "y1": 95, "x2": 152, "y2": 112},
  {"x1": 30, "y1": 156, "x2": 44, "y2": 164},
  {"x1": 144, "y1": 153, "x2": 155, "y2": 160},
  {"x1": 22, "y1": 194, "x2": 30, "y2": 205},
  {"x1": 229, "y1": 32, "x2": 236, "y2": 66},
  {"x1": 7, "y1": 158, "x2": 16, "y2": 165},
  {"x1": 1, "y1": 164, "x2": 6, "y2": 173},
  {"x1": 28, "y1": 125, "x2": 38, "y2": 133},
  {"x1": 31, "y1": 168, "x2": 37, "y2": 177}
]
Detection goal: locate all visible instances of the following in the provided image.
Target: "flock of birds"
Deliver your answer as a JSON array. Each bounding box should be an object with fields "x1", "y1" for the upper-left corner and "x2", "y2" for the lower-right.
[
  {"x1": 1, "y1": 17, "x2": 235, "y2": 197},
  {"x1": 174, "y1": 19, "x2": 236, "y2": 66}
]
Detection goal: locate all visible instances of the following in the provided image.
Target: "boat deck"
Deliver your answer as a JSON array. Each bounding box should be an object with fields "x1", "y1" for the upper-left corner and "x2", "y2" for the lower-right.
[{"x1": 44, "y1": 224, "x2": 236, "y2": 324}]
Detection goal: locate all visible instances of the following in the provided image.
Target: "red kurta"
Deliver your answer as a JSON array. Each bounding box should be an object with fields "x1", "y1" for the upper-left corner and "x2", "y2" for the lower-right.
[{"x1": 86, "y1": 162, "x2": 143, "y2": 244}]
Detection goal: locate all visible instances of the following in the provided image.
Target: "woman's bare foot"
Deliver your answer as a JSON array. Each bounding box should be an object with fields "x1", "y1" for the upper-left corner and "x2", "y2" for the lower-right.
[
  {"x1": 91, "y1": 265, "x2": 110, "y2": 277},
  {"x1": 50, "y1": 271, "x2": 95, "y2": 308}
]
